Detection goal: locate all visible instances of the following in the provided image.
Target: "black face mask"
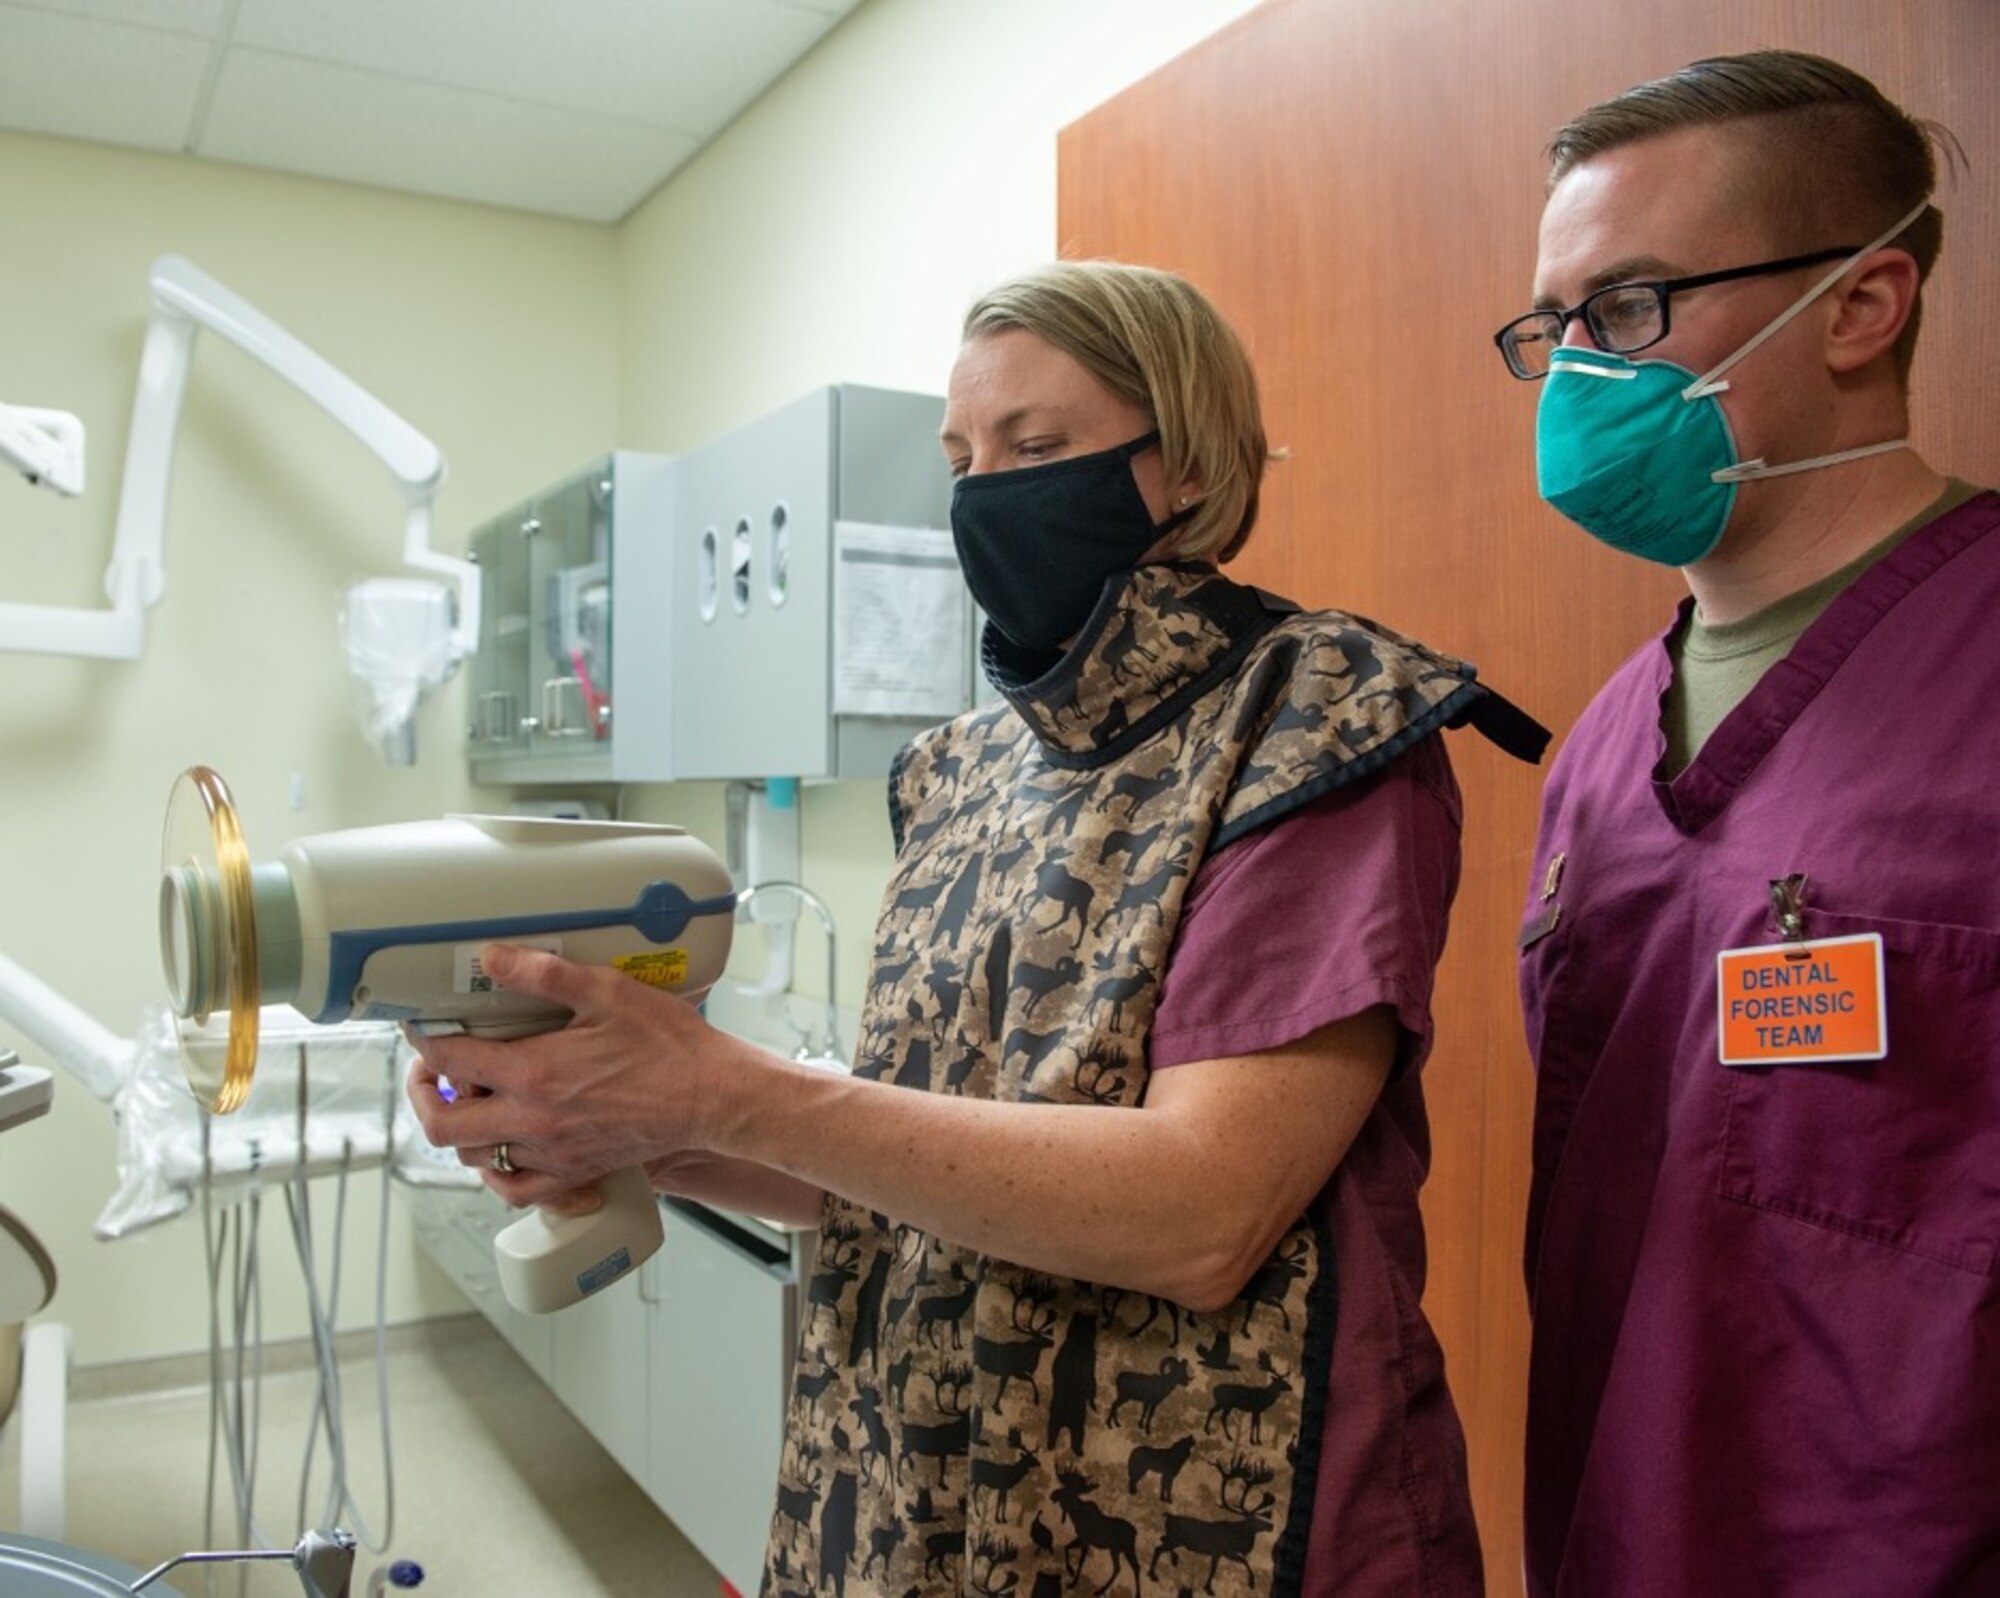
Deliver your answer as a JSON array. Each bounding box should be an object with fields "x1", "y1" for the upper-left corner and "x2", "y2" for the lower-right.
[{"x1": 949, "y1": 431, "x2": 1197, "y2": 653}]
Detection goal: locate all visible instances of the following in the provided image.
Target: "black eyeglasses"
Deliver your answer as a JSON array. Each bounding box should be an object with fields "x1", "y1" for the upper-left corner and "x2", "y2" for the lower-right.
[{"x1": 1492, "y1": 247, "x2": 1860, "y2": 380}]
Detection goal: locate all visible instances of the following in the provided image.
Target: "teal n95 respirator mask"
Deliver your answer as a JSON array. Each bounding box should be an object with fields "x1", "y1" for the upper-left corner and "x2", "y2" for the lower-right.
[{"x1": 1535, "y1": 198, "x2": 1927, "y2": 567}]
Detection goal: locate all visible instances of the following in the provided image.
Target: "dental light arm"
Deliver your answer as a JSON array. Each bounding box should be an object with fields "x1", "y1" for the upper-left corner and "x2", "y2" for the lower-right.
[
  {"x1": 0, "y1": 951, "x2": 136, "y2": 1103},
  {"x1": 0, "y1": 402, "x2": 85, "y2": 496},
  {"x1": 0, "y1": 253, "x2": 478, "y2": 666}
]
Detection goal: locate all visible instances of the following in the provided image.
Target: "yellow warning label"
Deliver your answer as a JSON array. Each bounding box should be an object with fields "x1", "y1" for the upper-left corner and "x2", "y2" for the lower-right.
[{"x1": 614, "y1": 947, "x2": 689, "y2": 990}]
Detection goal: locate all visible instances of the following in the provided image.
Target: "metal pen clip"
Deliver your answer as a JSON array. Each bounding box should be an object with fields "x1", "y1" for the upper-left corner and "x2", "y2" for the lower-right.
[{"x1": 1769, "y1": 872, "x2": 1810, "y2": 959}]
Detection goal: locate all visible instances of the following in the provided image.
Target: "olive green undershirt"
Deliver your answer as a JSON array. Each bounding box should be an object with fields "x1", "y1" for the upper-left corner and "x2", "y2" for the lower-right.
[{"x1": 1663, "y1": 478, "x2": 1983, "y2": 775}]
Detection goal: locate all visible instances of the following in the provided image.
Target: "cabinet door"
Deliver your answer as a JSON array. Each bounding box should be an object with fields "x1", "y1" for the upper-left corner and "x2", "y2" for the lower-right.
[
  {"x1": 549, "y1": 1264, "x2": 654, "y2": 1485},
  {"x1": 649, "y1": 1205, "x2": 796, "y2": 1596},
  {"x1": 466, "y1": 513, "x2": 533, "y2": 762},
  {"x1": 671, "y1": 390, "x2": 837, "y2": 779},
  {"x1": 526, "y1": 466, "x2": 613, "y2": 760}
]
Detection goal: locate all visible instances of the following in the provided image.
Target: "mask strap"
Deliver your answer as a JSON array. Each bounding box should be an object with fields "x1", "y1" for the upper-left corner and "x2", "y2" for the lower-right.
[
  {"x1": 1712, "y1": 437, "x2": 1910, "y2": 485},
  {"x1": 1681, "y1": 196, "x2": 1931, "y2": 402},
  {"x1": 1118, "y1": 428, "x2": 1203, "y2": 536}
]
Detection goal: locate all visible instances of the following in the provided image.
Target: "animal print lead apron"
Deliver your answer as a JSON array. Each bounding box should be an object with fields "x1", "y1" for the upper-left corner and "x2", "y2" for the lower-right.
[{"x1": 764, "y1": 562, "x2": 1537, "y2": 1597}]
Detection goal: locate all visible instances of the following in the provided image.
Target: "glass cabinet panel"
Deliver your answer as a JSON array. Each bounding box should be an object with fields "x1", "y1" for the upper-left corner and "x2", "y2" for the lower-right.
[
  {"x1": 528, "y1": 463, "x2": 613, "y2": 759},
  {"x1": 465, "y1": 512, "x2": 533, "y2": 761}
]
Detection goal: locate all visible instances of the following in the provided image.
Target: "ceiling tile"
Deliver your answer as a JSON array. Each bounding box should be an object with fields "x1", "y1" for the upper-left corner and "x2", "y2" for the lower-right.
[
  {"x1": 198, "y1": 47, "x2": 702, "y2": 221},
  {"x1": 228, "y1": 0, "x2": 848, "y2": 134},
  {"x1": 9, "y1": 0, "x2": 225, "y2": 28},
  {"x1": 0, "y1": 3, "x2": 211, "y2": 150},
  {"x1": 0, "y1": 0, "x2": 864, "y2": 221}
]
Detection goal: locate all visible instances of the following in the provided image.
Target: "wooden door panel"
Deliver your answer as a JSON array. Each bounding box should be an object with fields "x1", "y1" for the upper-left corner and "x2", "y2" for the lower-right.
[{"x1": 1060, "y1": 3, "x2": 1998, "y2": 1582}]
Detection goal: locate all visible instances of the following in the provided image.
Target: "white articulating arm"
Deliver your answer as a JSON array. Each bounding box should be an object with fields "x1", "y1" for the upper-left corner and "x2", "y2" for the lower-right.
[
  {"x1": 0, "y1": 253, "x2": 478, "y2": 662},
  {"x1": 0, "y1": 952, "x2": 134, "y2": 1102}
]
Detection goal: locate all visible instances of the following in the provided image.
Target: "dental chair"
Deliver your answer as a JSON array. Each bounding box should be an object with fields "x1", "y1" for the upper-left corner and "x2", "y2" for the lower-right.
[{"x1": 0, "y1": 1047, "x2": 66, "y2": 1541}]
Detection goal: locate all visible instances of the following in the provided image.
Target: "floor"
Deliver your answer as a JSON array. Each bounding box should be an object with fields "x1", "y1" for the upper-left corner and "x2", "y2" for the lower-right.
[{"x1": 0, "y1": 1314, "x2": 732, "y2": 1596}]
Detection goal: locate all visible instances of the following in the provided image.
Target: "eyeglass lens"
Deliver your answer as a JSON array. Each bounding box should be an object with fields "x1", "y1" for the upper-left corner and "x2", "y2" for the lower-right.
[{"x1": 1502, "y1": 284, "x2": 1665, "y2": 377}]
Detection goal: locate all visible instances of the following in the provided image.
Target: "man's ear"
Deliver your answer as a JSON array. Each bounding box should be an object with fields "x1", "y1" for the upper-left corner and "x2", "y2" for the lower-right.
[{"x1": 1825, "y1": 248, "x2": 1920, "y2": 376}]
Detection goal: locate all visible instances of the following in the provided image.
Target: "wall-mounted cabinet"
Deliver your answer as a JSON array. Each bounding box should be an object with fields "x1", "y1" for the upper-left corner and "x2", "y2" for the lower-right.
[
  {"x1": 466, "y1": 385, "x2": 966, "y2": 786},
  {"x1": 466, "y1": 452, "x2": 667, "y2": 784}
]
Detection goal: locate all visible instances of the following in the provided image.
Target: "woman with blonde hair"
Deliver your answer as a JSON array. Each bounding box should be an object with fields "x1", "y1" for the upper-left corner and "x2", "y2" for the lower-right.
[{"x1": 411, "y1": 259, "x2": 1542, "y2": 1595}]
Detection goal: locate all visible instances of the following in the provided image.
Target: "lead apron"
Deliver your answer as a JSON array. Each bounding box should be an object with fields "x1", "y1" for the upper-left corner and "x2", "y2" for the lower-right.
[{"x1": 764, "y1": 562, "x2": 1530, "y2": 1598}]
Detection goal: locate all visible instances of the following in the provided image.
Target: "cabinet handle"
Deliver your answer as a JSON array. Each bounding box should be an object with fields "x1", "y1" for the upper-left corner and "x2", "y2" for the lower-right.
[
  {"x1": 476, "y1": 691, "x2": 517, "y2": 742},
  {"x1": 541, "y1": 676, "x2": 588, "y2": 737}
]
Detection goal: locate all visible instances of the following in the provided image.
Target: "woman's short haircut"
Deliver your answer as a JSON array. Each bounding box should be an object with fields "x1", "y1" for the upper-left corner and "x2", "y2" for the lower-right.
[
  {"x1": 1547, "y1": 50, "x2": 1957, "y2": 379},
  {"x1": 961, "y1": 260, "x2": 1272, "y2": 563}
]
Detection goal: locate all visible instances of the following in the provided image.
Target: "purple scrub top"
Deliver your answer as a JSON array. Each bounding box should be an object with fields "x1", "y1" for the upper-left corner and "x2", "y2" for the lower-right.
[{"x1": 1519, "y1": 493, "x2": 2000, "y2": 1596}]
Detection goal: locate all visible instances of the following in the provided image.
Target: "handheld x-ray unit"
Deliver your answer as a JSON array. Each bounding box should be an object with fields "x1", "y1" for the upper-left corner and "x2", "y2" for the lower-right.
[{"x1": 157, "y1": 766, "x2": 737, "y2": 1313}]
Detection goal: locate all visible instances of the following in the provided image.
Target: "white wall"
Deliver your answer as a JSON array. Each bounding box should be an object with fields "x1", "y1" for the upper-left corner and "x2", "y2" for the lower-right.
[
  {"x1": 613, "y1": 0, "x2": 1267, "y2": 993},
  {"x1": 0, "y1": 134, "x2": 621, "y2": 1363},
  {"x1": 0, "y1": 0, "x2": 1264, "y2": 1367},
  {"x1": 617, "y1": 0, "x2": 1269, "y2": 443}
]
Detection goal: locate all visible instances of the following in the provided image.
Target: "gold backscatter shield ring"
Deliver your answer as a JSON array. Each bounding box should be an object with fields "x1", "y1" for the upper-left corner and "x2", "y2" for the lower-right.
[{"x1": 160, "y1": 765, "x2": 260, "y2": 1113}]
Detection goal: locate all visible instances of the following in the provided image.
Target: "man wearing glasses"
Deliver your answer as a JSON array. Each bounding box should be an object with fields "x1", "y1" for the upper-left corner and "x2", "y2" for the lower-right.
[{"x1": 1498, "y1": 51, "x2": 1998, "y2": 1598}]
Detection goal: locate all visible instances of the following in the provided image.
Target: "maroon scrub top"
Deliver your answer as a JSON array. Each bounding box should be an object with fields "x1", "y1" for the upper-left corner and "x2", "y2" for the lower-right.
[
  {"x1": 1156, "y1": 732, "x2": 1486, "y2": 1596},
  {"x1": 1520, "y1": 492, "x2": 2000, "y2": 1597}
]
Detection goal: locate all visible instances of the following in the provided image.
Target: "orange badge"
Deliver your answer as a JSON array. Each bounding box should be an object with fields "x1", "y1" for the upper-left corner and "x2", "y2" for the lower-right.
[{"x1": 1716, "y1": 933, "x2": 1886, "y2": 1066}]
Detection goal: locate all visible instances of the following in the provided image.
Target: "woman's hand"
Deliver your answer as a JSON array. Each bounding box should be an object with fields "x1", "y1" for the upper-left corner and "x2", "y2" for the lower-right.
[
  {"x1": 406, "y1": 942, "x2": 736, "y2": 1205},
  {"x1": 406, "y1": 942, "x2": 831, "y2": 1224}
]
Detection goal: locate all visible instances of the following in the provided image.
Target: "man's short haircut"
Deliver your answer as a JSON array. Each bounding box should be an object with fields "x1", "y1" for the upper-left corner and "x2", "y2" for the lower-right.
[
  {"x1": 1548, "y1": 50, "x2": 1957, "y2": 376},
  {"x1": 961, "y1": 261, "x2": 1272, "y2": 563}
]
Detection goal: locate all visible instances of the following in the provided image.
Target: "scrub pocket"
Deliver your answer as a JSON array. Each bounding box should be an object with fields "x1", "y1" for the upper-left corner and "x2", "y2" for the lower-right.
[{"x1": 1716, "y1": 910, "x2": 2000, "y2": 1277}]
